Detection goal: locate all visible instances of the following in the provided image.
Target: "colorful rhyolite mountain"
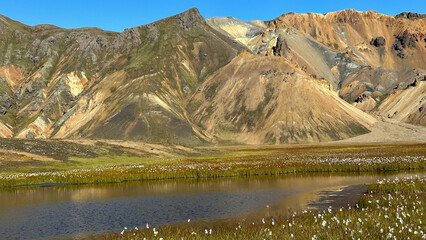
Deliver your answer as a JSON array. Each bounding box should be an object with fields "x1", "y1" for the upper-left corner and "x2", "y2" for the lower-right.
[{"x1": 0, "y1": 8, "x2": 424, "y2": 145}]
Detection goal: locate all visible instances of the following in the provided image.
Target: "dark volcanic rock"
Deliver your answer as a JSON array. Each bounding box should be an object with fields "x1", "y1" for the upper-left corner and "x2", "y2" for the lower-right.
[
  {"x1": 393, "y1": 31, "x2": 418, "y2": 58},
  {"x1": 397, "y1": 50, "x2": 406, "y2": 59},
  {"x1": 406, "y1": 79, "x2": 418, "y2": 88},
  {"x1": 393, "y1": 41, "x2": 403, "y2": 51},
  {"x1": 272, "y1": 35, "x2": 290, "y2": 56},
  {"x1": 370, "y1": 36, "x2": 386, "y2": 47},
  {"x1": 393, "y1": 31, "x2": 417, "y2": 50},
  {"x1": 395, "y1": 12, "x2": 426, "y2": 20},
  {"x1": 354, "y1": 93, "x2": 369, "y2": 103}
]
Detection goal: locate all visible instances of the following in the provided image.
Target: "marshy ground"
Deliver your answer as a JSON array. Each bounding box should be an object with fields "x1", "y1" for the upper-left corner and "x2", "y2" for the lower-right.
[
  {"x1": 0, "y1": 140, "x2": 424, "y2": 239},
  {"x1": 0, "y1": 141, "x2": 424, "y2": 188}
]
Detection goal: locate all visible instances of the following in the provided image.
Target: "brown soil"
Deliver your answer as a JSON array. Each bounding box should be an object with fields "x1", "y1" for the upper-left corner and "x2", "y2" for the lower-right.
[{"x1": 338, "y1": 118, "x2": 426, "y2": 143}]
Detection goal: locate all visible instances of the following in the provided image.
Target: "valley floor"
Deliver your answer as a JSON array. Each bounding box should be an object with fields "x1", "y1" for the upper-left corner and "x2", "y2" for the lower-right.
[
  {"x1": 0, "y1": 141, "x2": 424, "y2": 189},
  {"x1": 338, "y1": 118, "x2": 426, "y2": 143},
  {"x1": 0, "y1": 124, "x2": 424, "y2": 240}
]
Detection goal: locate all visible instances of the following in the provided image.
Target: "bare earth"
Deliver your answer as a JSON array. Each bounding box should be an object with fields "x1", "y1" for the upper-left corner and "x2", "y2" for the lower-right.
[
  {"x1": 338, "y1": 118, "x2": 426, "y2": 143},
  {"x1": 307, "y1": 184, "x2": 367, "y2": 211}
]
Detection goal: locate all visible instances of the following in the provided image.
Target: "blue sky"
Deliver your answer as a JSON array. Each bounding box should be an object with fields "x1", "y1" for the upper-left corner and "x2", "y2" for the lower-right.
[{"x1": 0, "y1": 0, "x2": 424, "y2": 32}]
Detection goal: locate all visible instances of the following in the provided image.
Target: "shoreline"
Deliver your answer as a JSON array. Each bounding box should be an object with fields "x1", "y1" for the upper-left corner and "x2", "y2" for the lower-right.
[
  {"x1": 3, "y1": 167, "x2": 425, "y2": 190},
  {"x1": 307, "y1": 184, "x2": 368, "y2": 210},
  {"x1": 1, "y1": 141, "x2": 425, "y2": 189},
  {"x1": 75, "y1": 175, "x2": 426, "y2": 240}
]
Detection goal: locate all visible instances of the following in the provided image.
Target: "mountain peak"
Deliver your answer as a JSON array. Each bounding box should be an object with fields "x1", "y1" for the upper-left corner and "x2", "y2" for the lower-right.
[
  {"x1": 141, "y1": 7, "x2": 206, "y2": 31},
  {"x1": 172, "y1": 7, "x2": 206, "y2": 30}
]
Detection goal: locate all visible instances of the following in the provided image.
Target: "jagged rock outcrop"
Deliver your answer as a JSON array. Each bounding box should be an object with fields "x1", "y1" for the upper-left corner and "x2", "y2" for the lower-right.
[
  {"x1": 173, "y1": 8, "x2": 206, "y2": 30},
  {"x1": 370, "y1": 37, "x2": 386, "y2": 47},
  {"x1": 395, "y1": 12, "x2": 426, "y2": 20},
  {"x1": 272, "y1": 35, "x2": 290, "y2": 56}
]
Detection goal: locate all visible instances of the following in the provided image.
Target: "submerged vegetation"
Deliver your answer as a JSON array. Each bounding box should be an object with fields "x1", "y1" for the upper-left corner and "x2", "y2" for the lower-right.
[
  {"x1": 0, "y1": 142, "x2": 425, "y2": 188},
  {"x1": 79, "y1": 175, "x2": 426, "y2": 240}
]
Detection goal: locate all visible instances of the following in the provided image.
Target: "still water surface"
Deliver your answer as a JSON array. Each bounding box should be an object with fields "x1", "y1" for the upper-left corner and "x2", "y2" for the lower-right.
[{"x1": 0, "y1": 173, "x2": 418, "y2": 239}]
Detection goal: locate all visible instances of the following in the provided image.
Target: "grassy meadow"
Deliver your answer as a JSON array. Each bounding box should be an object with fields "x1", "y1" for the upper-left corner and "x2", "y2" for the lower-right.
[
  {"x1": 1, "y1": 141, "x2": 424, "y2": 239},
  {"x1": 0, "y1": 142, "x2": 424, "y2": 188}
]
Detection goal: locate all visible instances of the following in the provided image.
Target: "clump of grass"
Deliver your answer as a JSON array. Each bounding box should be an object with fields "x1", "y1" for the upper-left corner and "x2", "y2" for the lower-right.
[
  {"x1": 79, "y1": 176, "x2": 426, "y2": 240},
  {"x1": 367, "y1": 175, "x2": 426, "y2": 193}
]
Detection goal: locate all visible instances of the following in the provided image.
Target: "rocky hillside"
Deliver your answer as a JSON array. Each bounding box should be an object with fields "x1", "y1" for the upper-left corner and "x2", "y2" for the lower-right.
[
  {"x1": 188, "y1": 52, "x2": 375, "y2": 144},
  {"x1": 0, "y1": 8, "x2": 243, "y2": 144},
  {"x1": 0, "y1": 8, "x2": 424, "y2": 145},
  {"x1": 209, "y1": 10, "x2": 426, "y2": 126}
]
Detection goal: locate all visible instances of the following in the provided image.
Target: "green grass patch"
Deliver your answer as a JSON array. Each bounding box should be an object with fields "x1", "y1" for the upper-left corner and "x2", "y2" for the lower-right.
[{"x1": 0, "y1": 142, "x2": 425, "y2": 189}]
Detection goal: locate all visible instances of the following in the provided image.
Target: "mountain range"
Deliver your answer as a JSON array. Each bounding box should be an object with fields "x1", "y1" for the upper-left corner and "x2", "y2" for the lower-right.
[{"x1": 0, "y1": 8, "x2": 424, "y2": 145}]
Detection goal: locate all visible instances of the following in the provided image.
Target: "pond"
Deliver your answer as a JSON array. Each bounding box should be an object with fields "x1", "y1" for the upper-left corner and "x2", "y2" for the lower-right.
[{"x1": 0, "y1": 172, "x2": 420, "y2": 239}]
